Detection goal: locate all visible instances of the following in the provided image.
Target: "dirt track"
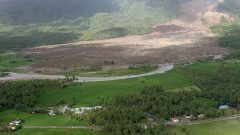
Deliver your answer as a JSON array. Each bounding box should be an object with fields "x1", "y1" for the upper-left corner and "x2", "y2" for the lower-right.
[{"x1": 26, "y1": 0, "x2": 232, "y2": 69}]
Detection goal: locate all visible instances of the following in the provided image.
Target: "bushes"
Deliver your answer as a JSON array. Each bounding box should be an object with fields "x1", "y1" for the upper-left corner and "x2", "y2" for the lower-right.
[
  {"x1": 0, "y1": 30, "x2": 79, "y2": 50},
  {"x1": 0, "y1": 80, "x2": 66, "y2": 112},
  {"x1": 87, "y1": 85, "x2": 220, "y2": 134},
  {"x1": 0, "y1": 72, "x2": 8, "y2": 77},
  {"x1": 81, "y1": 27, "x2": 127, "y2": 40}
]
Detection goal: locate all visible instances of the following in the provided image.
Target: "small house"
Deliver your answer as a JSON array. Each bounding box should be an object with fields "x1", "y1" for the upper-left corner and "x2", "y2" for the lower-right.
[
  {"x1": 170, "y1": 118, "x2": 179, "y2": 123},
  {"x1": 184, "y1": 115, "x2": 193, "y2": 119},
  {"x1": 198, "y1": 114, "x2": 205, "y2": 119},
  {"x1": 6, "y1": 120, "x2": 22, "y2": 131},
  {"x1": 48, "y1": 110, "x2": 56, "y2": 116},
  {"x1": 219, "y1": 105, "x2": 229, "y2": 110},
  {"x1": 213, "y1": 55, "x2": 224, "y2": 60}
]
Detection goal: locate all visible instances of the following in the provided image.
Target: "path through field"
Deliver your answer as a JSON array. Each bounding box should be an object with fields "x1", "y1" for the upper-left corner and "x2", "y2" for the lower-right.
[{"x1": 23, "y1": 126, "x2": 102, "y2": 131}]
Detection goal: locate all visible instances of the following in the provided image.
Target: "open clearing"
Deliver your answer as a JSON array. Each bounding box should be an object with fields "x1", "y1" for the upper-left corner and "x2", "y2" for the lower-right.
[
  {"x1": 170, "y1": 119, "x2": 240, "y2": 135},
  {"x1": 26, "y1": 0, "x2": 230, "y2": 70},
  {"x1": 0, "y1": 110, "x2": 87, "y2": 126}
]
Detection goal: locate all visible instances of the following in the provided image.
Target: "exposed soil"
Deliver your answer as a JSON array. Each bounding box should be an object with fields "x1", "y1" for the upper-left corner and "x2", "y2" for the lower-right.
[{"x1": 26, "y1": 0, "x2": 232, "y2": 70}]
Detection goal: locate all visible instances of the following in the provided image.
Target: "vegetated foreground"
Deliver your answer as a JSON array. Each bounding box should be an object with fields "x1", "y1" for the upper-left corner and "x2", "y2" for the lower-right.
[
  {"x1": 26, "y1": 0, "x2": 230, "y2": 69},
  {"x1": 170, "y1": 119, "x2": 240, "y2": 135}
]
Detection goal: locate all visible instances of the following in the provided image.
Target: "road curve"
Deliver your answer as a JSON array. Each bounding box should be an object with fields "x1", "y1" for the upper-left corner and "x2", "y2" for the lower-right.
[{"x1": 0, "y1": 63, "x2": 174, "y2": 82}]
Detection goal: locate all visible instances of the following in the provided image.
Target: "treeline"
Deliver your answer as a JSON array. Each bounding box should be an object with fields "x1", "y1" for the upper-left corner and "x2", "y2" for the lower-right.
[
  {"x1": 213, "y1": 0, "x2": 240, "y2": 49},
  {"x1": 0, "y1": 0, "x2": 186, "y2": 50},
  {"x1": 0, "y1": 0, "x2": 185, "y2": 25},
  {"x1": 84, "y1": 65, "x2": 240, "y2": 135},
  {"x1": 0, "y1": 80, "x2": 66, "y2": 112},
  {"x1": 0, "y1": 31, "x2": 79, "y2": 50},
  {"x1": 0, "y1": 0, "x2": 117, "y2": 24},
  {"x1": 86, "y1": 86, "x2": 220, "y2": 135},
  {"x1": 184, "y1": 66, "x2": 240, "y2": 108}
]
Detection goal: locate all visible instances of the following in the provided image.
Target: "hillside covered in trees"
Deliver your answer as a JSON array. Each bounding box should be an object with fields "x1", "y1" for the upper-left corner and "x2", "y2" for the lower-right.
[
  {"x1": 0, "y1": 0, "x2": 186, "y2": 50},
  {"x1": 212, "y1": 0, "x2": 240, "y2": 50}
]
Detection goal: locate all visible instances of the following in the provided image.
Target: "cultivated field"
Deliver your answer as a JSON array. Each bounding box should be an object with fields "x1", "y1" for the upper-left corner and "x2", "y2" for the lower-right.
[{"x1": 38, "y1": 71, "x2": 193, "y2": 106}]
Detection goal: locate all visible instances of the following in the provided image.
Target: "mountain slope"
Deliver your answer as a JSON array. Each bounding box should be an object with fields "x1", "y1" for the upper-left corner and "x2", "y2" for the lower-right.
[{"x1": 0, "y1": 0, "x2": 185, "y2": 50}]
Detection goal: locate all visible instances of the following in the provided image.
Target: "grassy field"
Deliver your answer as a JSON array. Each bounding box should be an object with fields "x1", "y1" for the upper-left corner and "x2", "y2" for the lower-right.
[
  {"x1": 183, "y1": 60, "x2": 240, "y2": 71},
  {"x1": 38, "y1": 71, "x2": 193, "y2": 106},
  {"x1": 0, "y1": 53, "x2": 34, "y2": 72},
  {"x1": 65, "y1": 65, "x2": 158, "y2": 77},
  {"x1": 170, "y1": 119, "x2": 240, "y2": 135},
  {"x1": 11, "y1": 129, "x2": 104, "y2": 135},
  {"x1": 0, "y1": 110, "x2": 87, "y2": 126}
]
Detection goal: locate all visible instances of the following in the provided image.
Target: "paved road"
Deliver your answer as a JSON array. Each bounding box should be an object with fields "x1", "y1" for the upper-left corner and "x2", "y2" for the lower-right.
[
  {"x1": 23, "y1": 126, "x2": 102, "y2": 130},
  {"x1": 0, "y1": 63, "x2": 174, "y2": 82}
]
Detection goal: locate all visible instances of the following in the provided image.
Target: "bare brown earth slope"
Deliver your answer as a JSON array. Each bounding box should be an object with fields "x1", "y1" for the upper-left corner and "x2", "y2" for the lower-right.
[{"x1": 26, "y1": 0, "x2": 233, "y2": 69}]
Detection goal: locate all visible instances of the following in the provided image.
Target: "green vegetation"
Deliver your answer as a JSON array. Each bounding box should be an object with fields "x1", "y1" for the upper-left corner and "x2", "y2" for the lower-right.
[
  {"x1": 183, "y1": 60, "x2": 240, "y2": 71},
  {"x1": 0, "y1": 53, "x2": 34, "y2": 72},
  {"x1": 13, "y1": 129, "x2": 103, "y2": 135},
  {"x1": 86, "y1": 86, "x2": 218, "y2": 135},
  {"x1": 0, "y1": 110, "x2": 86, "y2": 126},
  {"x1": 83, "y1": 61, "x2": 240, "y2": 134},
  {"x1": 212, "y1": 0, "x2": 240, "y2": 50},
  {"x1": 0, "y1": 72, "x2": 8, "y2": 77},
  {"x1": 170, "y1": 119, "x2": 240, "y2": 135},
  {"x1": 38, "y1": 71, "x2": 193, "y2": 106},
  {"x1": 211, "y1": 21, "x2": 240, "y2": 49},
  {"x1": 0, "y1": 80, "x2": 67, "y2": 112},
  {"x1": 0, "y1": 0, "x2": 183, "y2": 50},
  {"x1": 66, "y1": 65, "x2": 158, "y2": 77},
  {"x1": 2, "y1": 60, "x2": 240, "y2": 135}
]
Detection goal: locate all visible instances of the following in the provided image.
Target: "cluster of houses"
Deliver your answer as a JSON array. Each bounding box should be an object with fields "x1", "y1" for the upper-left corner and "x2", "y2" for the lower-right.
[
  {"x1": 170, "y1": 105, "x2": 230, "y2": 123},
  {"x1": 48, "y1": 105, "x2": 102, "y2": 116},
  {"x1": 3, "y1": 120, "x2": 22, "y2": 132},
  {"x1": 170, "y1": 114, "x2": 205, "y2": 123}
]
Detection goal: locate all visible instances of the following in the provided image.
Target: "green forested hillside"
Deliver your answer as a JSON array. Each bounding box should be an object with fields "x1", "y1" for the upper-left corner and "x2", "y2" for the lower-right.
[
  {"x1": 212, "y1": 0, "x2": 240, "y2": 50},
  {"x1": 0, "y1": 0, "x2": 117, "y2": 24},
  {"x1": 0, "y1": 0, "x2": 184, "y2": 50}
]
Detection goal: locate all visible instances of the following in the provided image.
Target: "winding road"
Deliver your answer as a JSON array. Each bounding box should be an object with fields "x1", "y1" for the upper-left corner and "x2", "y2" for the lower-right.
[{"x1": 0, "y1": 63, "x2": 174, "y2": 82}]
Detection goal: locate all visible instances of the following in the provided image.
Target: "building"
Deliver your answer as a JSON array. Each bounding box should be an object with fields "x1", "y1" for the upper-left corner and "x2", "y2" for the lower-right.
[
  {"x1": 198, "y1": 114, "x2": 205, "y2": 119},
  {"x1": 70, "y1": 106, "x2": 102, "y2": 114},
  {"x1": 6, "y1": 120, "x2": 22, "y2": 131},
  {"x1": 48, "y1": 110, "x2": 56, "y2": 116},
  {"x1": 219, "y1": 105, "x2": 229, "y2": 110},
  {"x1": 213, "y1": 55, "x2": 224, "y2": 60},
  {"x1": 170, "y1": 118, "x2": 179, "y2": 123}
]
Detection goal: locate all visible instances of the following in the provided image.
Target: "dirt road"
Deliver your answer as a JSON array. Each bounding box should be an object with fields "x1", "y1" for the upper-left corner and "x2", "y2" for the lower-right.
[
  {"x1": 0, "y1": 63, "x2": 173, "y2": 82},
  {"x1": 23, "y1": 126, "x2": 102, "y2": 131},
  {"x1": 23, "y1": 115, "x2": 240, "y2": 130}
]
